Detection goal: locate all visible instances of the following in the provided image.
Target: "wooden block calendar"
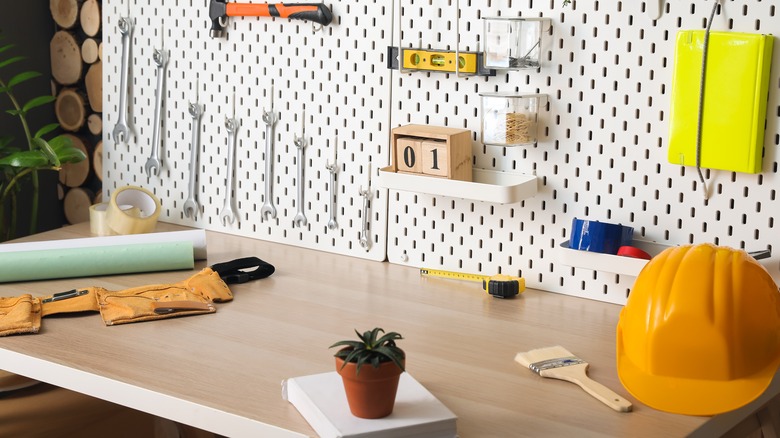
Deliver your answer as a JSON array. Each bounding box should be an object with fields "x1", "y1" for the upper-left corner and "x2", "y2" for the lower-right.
[{"x1": 391, "y1": 124, "x2": 473, "y2": 181}]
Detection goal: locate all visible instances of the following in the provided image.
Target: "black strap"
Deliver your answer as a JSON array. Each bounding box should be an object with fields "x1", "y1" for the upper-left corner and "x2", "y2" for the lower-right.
[{"x1": 210, "y1": 257, "x2": 275, "y2": 285}]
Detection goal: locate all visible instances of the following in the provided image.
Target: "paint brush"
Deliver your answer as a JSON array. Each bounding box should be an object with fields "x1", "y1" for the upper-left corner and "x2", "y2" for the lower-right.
[{"x1": 515, "y1": 345, "x2": 632, "y2": 412}]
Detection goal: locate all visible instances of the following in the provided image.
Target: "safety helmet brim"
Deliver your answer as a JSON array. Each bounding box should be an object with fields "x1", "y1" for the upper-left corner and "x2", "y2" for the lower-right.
[{"x1": 617, "y1": 324, "x2": 780, "y2": 416}]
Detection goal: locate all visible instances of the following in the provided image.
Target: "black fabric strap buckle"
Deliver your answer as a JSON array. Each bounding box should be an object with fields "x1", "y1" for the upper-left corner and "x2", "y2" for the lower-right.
[{"x1": 210, "y1": 257, "x2": 275, "y2": 285}]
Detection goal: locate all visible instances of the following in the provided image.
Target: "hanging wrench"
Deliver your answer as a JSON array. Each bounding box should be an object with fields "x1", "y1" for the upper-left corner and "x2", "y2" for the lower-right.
[
  {"x1": 359, "y1": 162, "x2": 373, "y2": 251},
  {"x1": 292, "y1": 107, "x2": 307, "y2": 227},
  {"x1": 183, "y1": 82, "x2": 203, "y2": 219},
  {"x1": 219, "y1": 104, "x2": 240, "y2": 226},
  {"x1": 112, "y1": 16, "x2": 133, "y2": 144},
  {"x1": 326, "y1": 140, "x2": 338, "y2": 230},
  {"x1": 145, "y1": 46, "x2": 168, "y2": 177},
  {"x1": 260, "y1": 82, "x2": 277, "y2": 221},
  {"x1": 359, "y1": 187, "x2": 372, "y2": 250}
]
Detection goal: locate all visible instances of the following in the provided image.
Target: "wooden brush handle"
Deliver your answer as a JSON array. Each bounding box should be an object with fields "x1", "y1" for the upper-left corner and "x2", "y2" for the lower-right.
[{"x1": 540, "y1": 364, "x2": 632, "y2": 412}]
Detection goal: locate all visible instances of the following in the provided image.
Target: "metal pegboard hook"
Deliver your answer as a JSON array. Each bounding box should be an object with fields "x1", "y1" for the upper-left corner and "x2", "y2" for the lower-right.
[
  {"x1": 692, "y1": 0, "x2": 721, "y2": 202},
  {"x1": 312, "y1": 0, "x2": 325, "y2": 33},
  {"x1": 455, "y1": 0, "x2": 460, "y2": 77},
  {"x1": 649, "y1": 0, "x2": 665, "y2": 20}
]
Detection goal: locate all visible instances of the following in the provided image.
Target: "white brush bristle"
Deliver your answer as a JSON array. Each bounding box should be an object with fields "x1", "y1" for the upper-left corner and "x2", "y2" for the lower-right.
[{"x1": 514, "y1": 345, "x2": 578, "y2": 367}]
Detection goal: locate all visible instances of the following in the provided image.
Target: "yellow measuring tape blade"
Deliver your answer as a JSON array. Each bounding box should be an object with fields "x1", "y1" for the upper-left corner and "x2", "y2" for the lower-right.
[
  {"x1": 420, "y1": 268, "x2": 488, "y2": 283},
  {"x1": 420, "y1": 268, "x2": 525, "y2": 299}
]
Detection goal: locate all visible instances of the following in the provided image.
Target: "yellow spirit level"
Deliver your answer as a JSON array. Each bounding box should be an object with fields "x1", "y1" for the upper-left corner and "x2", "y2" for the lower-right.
[{"x1": 386, "y1": 46, "x2": 496, "y2": 76}]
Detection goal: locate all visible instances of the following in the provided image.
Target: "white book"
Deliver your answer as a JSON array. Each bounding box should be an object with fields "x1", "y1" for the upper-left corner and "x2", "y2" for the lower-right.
[{"x1": 282, "y1": 372, "x2": 458, "y2": 438}]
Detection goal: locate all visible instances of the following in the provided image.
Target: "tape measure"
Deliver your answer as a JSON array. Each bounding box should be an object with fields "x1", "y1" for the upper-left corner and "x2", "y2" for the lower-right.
[{"x1": 420, "y1": 268, "x2": 525, "y2": 299}]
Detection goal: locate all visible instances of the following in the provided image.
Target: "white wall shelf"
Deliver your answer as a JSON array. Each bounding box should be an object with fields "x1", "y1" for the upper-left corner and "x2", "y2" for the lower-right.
[
  {"x1": 377, "y1": 167, "x2": 537, "y2": 204},
  {"x1": 556, "y1": 240, "x2": 673, "y2": 277}
]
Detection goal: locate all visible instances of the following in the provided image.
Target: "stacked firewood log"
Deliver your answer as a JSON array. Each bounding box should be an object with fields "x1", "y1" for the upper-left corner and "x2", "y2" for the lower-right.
[{"x1": 50, "y1": 0, "x2": 103, "y2": 224}]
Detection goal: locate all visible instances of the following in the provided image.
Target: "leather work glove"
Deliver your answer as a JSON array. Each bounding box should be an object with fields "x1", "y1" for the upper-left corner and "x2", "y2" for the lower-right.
[{"x1": 0, "y1": 295, "x2": 41, "y2": 336}]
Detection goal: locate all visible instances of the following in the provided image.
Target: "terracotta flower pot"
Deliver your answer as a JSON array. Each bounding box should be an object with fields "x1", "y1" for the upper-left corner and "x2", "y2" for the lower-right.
[{"x1": 335, "y1": 355, "x2": 405, "y2": 419}]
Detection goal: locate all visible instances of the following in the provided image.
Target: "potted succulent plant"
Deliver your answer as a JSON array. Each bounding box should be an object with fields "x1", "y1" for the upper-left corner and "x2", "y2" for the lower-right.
[{"x1": 330, "y1": 327, "x2": 406, "y2": 419}]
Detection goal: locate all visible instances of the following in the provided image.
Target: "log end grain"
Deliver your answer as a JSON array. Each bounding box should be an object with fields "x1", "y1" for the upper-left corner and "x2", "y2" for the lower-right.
[
  {"x1": 80, "y1": 0, "x2": 101, "y2": 37},
  {"x1": 63, "y1": 187, "x2": 94, "y2": 225},
  {"x1": 87, "y1": 113, "x2": 102, "y2": 136},
  {"x1": 50, "y1": 30, "x2": 82, "y2": 85},
  {"x1": 58, "y1": 134, "x2": 91, "y2": 188},
  {"x1": 50, "y1": 0, "x2": 79, "y2": 29},
  {"x1": 55, "y1": 88, "x2": 87, "y2": 132},
  {"x1": 84, "y1": 61, "x2": 102, "y2": 113}
]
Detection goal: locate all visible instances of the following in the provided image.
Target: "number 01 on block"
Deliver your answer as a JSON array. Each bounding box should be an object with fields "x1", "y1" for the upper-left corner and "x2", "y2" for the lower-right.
[{"x1": 391, "y1": 125, "x2": 473, "y2": 182}]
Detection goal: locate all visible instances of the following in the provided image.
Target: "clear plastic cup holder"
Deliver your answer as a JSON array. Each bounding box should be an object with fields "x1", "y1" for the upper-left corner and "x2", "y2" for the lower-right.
[
  {"x1": 483, "y1": 17, "x2": 549, "y2": 70},
  {"x1": 480, "y1": 93, "x2": 542, "y2": 147}
]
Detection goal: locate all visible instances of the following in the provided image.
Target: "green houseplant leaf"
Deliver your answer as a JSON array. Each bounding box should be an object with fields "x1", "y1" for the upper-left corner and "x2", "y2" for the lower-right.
[
  {"x1": 34, "y1": 123, "x2": 59, "y2": 139},
  {"x1": 0, "y1": 135, "x2": 12, "y2": 150},
  {"x1": 31, "y1": 137, "x2": 59, "y2": 167},
  {"x1": 8, "y1": 71, "x2": 40, "y2": 89},
  {"x1": 0, "y1": 150, "x2": 49, "y2": 168},
  {"x1": 50, "y1": 135, "x2": 84, "y2": 164},
  {"x1": 22, "y1": 95, "x2": 55, "y2": 114},
  {"x1": 0, "y1": 55, "x2": 24, "y2": 70}
]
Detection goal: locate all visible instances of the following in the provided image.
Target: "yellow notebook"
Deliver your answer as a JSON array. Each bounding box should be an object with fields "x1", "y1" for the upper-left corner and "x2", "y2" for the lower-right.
[{"x1": 668, "y1": 31, "x2": 774, "y2": 174}]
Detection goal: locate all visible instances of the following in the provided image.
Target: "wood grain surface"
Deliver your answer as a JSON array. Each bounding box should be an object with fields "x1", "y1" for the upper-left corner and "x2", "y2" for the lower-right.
[{"x1": 0, "y1": 223, "x2": 769, "y2": 437}]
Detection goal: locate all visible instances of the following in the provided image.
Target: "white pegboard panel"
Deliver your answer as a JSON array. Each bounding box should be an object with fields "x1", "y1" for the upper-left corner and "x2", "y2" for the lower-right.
[
  {"x1": 102, "y1": 0, "x2": 390, "y2": 261},
  {"x1": 102, "y1": 0, "x2": 780, "y2": 305},
  {"x1": 386, "y1": 0, "x2": 780, "y2": 304}
]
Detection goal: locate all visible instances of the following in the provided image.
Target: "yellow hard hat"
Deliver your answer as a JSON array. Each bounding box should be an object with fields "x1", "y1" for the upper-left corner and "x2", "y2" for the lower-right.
[{"x1": 617, "y1": 243, "x2": 780, "y2": 416}]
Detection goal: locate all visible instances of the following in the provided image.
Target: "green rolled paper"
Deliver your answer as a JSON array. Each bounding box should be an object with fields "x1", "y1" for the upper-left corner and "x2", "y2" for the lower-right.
[{"x1": 0, "y1": 241, "x2": 194, "y2": 283}]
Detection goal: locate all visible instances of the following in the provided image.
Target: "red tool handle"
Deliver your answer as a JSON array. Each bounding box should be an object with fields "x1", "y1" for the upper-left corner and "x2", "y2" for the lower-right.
[{"x1": 226, "y1": 3, "x2": 333, "y2": 26}]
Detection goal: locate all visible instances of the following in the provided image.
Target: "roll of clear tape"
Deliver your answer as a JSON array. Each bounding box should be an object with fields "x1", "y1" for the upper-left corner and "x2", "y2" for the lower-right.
[
  {"x1": 105, "y1": 186, "x2": 161, "y2": 235},
  {"x1": 90, "y1": 203, "x2": 141, "y2": 236}
]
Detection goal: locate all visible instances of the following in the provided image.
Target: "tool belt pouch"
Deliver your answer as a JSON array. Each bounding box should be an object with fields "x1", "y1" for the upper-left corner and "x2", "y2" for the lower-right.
[
  {"x1": 176, "y1": 267, "x2": 234, "y2": 303},
  {"x1": 95, "y1": 267, "x2": 235, "y2": 326},
  {"x1": 0, "y1": 295, "x2": 42, "y2": 336},
  {"x1": 40, "y1": 288, "x2": 100, "y2": 317},
  {"x1": 97, "y1": 284, "x2": 216, "y2": 326}
]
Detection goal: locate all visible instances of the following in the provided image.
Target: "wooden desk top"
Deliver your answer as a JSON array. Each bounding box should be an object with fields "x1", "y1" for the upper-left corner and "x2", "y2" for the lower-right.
[{"x1": 0, "y1": 223, "x2": 760, "y2": 437}]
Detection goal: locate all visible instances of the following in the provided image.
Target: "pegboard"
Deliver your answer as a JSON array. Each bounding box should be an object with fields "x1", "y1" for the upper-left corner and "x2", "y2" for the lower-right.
[
  {"x1": 102, "y1": 0, "x2": 391, "y2": 261},
  {"x1": 103, "y1": 0, "x2": 780, "y2": 304},
  {"x1": 385, "y1": 0, "x2": 780, "y2": 305}
]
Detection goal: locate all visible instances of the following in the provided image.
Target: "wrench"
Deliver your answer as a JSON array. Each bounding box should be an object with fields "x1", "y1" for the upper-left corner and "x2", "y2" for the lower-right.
[
  {"x1": 326, "y1": 162, "x2": 338, "y2": 230},
  {"x1": 292, "y1": 109, "x2": 307, "y2": 227},
  {"x1": 219, "y1": 115, "x2": 240, "y2": 226},
  {"x1": 359, "y1": 162, "x2": 372, "y2": 250},
  {"x1": 326, "y1": 143, "x2": 338, "y2": 230},
  {"x1": 145, "y1": 47, "x2": 168, "y2": 177},
  {"x1": 359, "y1": 186, "x2": 372, "y2": 251},
  {"x1": 183, "y1": 88, "x2": 203, "y2": 219},
  {"x1": 260, "y1": 83, "x2": 277, "y2": 221},
  {"x1": 112, "y1": 16, "x2": 133, "y2": 144}
]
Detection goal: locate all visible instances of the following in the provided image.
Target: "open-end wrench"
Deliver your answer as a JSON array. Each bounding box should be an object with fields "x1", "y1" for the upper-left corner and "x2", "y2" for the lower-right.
[
  {"x1": 359, "y1": 162, "x2": 372, "y2": 251},
  {"x1": 359, "y1": 187, "x2": 372, "y2": 250},
  {"x1": 260, "y1": 83, "x2": 277, "y2": 221},
  {"x1": 292, "y1": 108, "x2": 307, "y2": 227},
  {"x1": 183, "y1": 84, "x2": 203, "y2": 220},
  {"x1": 112, "y1": 16, "x2": 133, "y2": 144},
  {"x1": 145, "y1": 46, "x2": 168, "y2": 177},
  {"x1": 219, "y1": 114, "x2": 240, "y2": 226},
  {"x1": 325, "y1": 141, "x2": 338, "y2": 230}
]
